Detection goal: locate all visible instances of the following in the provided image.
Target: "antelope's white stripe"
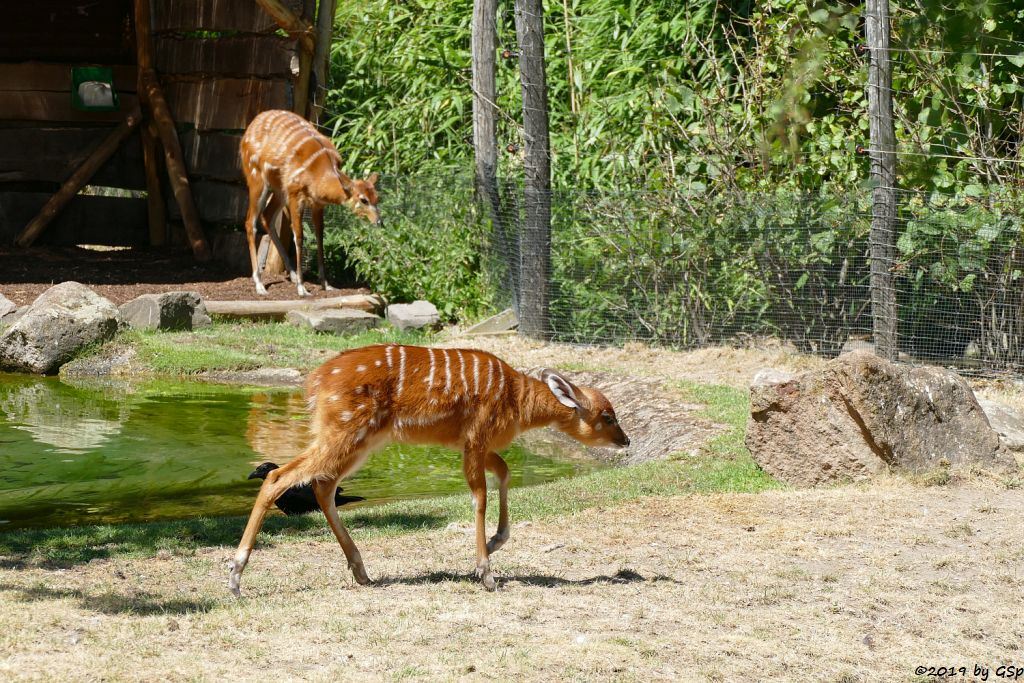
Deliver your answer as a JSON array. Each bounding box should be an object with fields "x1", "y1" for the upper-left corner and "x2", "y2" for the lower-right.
[
  {"x1": 385, "y1": 345, "x2": 394, "y2": 369},
  {"x1": 426, "y1": 348, "x2": 436, "y2": 387},
  {"x1": 289, "y1": 146, "x2": 330, "y2": 181},
  {"x1": 473, "y1": 354, "x2": 480, "y2": 394},
  {"x1": 443, "y1": 350, "x2": 452, "y2": 393},
  {"x1": 497, "y1": 364, "x2": 506, "y2": 399},
  {"x1": 485, "y1": 358, "x2": 495, "y2": 393},
  {"x1": 457, "y1": 351, "x2": 469, "y2": 393},
  {"x1": 397, "y1": 346, "x2": 407, "y2": 396}
]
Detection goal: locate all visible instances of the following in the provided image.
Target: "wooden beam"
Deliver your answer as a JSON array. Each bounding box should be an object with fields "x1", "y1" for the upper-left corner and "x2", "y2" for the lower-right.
[
  {"x1": 142, "y1": 69, "x2": 211, "y2": 261},
  {"x1": 254, "y1": 0, "x2": 314, "y2": 53},
  {"x1": 135, "y1": 0, "x2": 166, "y2": 246},
  {"x1": 204, "y1": 294, "x2": 385, "y2": 320},
  {"x1": 15, "y1": 106, "x2": 143, "y2": 248}
]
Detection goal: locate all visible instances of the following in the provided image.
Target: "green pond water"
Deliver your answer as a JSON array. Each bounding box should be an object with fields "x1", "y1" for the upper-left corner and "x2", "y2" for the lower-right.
[{"x1": 0, "y1": 374, "x2": 604, "y2": 531}]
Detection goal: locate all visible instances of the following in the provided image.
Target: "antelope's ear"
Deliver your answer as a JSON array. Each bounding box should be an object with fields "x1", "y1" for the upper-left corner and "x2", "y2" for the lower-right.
[
  {"x1": 367, "y1": 172, "x2": 379, "y2": 186},
  {"x1": 337, "y1": 171, "x2": 355, "y2": 194},
  {"x1": 542, "y1": 369, "x2": 583, "y2": 410}
]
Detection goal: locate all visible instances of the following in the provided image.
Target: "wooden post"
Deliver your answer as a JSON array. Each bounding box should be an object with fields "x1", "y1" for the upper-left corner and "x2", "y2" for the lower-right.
[
  {"x1": 15, "y1": 106, "x2": 143, "y2": 248},
  {"x1": 142, "y1": 69, "x2": 211, "y2": 261},
  {"x1": 514, "y1": 0, "x2": 552, "y2": 339},
  {"x1": 310, "y1": 0, "x2": 338, "y2": 123},
  {"x1": 866, "y1": 0, "x2": 898, "y2": 359},
  {"x1": 141, "y1": 121, "x2": 167, "y2": 246},
  {"x1": 134, "y1": 0, "x2": 166, "y2": 246},
  {"x1": 473, "y1": 0, "x2": 518, "y2": 316}
]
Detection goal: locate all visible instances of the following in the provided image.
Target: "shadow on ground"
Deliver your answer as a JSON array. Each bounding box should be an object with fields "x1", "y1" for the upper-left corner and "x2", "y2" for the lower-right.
[
  {"x1": 375, "y1": 567, "x2": 683, "y2": 588},
  {"x1": 0, "y1": 511, "x2": 448, "y2": 570},
  {"x1": 0, "y1": 581, "x2": 217, "y2": 616}
]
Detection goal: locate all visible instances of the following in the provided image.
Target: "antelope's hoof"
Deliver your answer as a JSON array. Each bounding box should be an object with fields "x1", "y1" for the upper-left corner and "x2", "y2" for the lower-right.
[
  {"x1": 350, "y1": 562, "x2": 371, "y2": 586},
  {"x1": 228, "y1": 565, "x2": 242, "y2": 597},
  {"x1": 480, "y1": 571, "x2": 497, "y2": 591}
]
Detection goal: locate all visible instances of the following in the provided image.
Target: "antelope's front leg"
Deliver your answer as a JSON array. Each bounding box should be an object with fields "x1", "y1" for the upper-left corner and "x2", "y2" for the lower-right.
[{"x1": 463, "y1": 450, "x2": 495, "y2": 590}]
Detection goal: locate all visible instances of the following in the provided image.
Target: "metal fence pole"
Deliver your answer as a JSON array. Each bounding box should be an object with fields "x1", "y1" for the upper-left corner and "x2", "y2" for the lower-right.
[{"x1": 866, "y1": 0, "x2": 898, "y2": 359}]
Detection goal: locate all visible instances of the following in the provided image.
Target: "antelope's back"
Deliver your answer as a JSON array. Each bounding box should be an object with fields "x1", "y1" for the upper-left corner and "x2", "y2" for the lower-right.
[{"x1": 306, "y1": 344, "x2": 522, "y2": 449}]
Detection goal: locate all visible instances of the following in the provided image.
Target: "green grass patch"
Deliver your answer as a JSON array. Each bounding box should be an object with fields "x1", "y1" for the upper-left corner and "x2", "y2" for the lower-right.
[
  {"x1": 131, "y1": 321, "x2": 431, "y2": 374},
  {"x1": 0, "y1": 455, "x2": 780, "y2": 569}
]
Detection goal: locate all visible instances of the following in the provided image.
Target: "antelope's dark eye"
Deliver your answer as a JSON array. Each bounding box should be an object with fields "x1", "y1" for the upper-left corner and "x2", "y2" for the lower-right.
[
  {"x1": 360, "y1": 197, "x2": 369, "y2": 205},
  {"x1": 602, "y1": 412, "x2": 616, "y2": 425}
]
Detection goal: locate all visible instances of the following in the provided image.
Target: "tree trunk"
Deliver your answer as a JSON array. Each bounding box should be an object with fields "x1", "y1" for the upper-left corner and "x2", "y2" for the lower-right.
[
  {"x1": 866, "y1": 0, "x2": 898, "y2": 359},
  {"x1": 515, "y1": 0, "x2": 552, "y2": 338}
]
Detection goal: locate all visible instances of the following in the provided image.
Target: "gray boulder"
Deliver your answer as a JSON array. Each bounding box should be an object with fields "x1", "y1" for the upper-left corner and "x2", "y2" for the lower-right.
[
  {"x1": 0, "y1": 282, "x2": 121, "y2": 374},
  {"x1": 119, "y1": 292, "x2": 209, "y2": 331},
  {"x1": 746, "y1": 351, "x2": 1013, "y2": 486},
  {"x1": 386, "y1": 300, "x2": 440, "y2": 331},
  {"x1": 0, "y1": 293, "x2": 16, "y2": 319},
  {"x1": 286, "y1": 309, "x2": 380, "y2": 334}
]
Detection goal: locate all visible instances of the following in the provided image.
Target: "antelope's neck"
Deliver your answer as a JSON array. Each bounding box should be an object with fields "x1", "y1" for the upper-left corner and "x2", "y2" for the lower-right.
[
  {"x1": 517, "y1": 374, "x2": 571, "y2": 432},
  {"x1": 314, "y1": 173, "x2": 349, "y2": 203}
]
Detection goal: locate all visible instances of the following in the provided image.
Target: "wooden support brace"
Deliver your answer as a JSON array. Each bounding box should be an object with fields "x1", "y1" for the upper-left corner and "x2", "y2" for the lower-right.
[
  {"x1": 15, "y1": 105, "x2": 143, "y2": 248},
  {"x1": 141, "y1": 69, "x2": 211, "y2": 261},
  {"x1": 255, "y1": 0, "x2": 315, "y2": 53}
]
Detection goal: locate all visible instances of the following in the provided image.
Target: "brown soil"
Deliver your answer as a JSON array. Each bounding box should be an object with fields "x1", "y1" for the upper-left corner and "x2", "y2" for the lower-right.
[{"x1": 0, "y1": 245, "x2": 366, "y2": 306}]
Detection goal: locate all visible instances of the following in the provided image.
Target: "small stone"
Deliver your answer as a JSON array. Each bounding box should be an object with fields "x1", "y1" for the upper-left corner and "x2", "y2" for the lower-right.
[
  {"x1": 385, "y1": 300, "x2": 440, "y2": 331},
  {"x1": 286, "y1": 309, "x2": 381, "y2": 335},
  {"x1": 119, "y1": 292, "x2": 205, "y2": 331}
]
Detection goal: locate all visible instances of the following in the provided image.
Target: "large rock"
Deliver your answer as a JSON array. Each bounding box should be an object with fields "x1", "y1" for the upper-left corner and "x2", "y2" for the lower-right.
[
  {"x1": 386, "y1": 300, "x2": 440, "y2": 331},
  {"x1": 0, "y1": 282, "x2": 121, "y2": 374},
  {"x1": 746, "y1": 351, "x2": 1012, "y2": 486},
  {"x1": 978, "y1": 398, "x2": 1024, "y2": 453},
  {"x1": 286, "y1": 308, "x2": 380, "y2": 334},
  {"x1": 119, "y1": 292, "x2": 210, "y2": 331}
]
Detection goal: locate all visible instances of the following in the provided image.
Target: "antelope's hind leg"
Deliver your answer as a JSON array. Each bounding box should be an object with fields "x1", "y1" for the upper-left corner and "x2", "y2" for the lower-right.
[
  {"x1": 312, "y1": 477, "x2": 371, "y2": 585},
  {"x1": 485, "y1": 451, "x2": 511, "y2": 554},
  {"x1": 228, "y1": 459, "x2": 309, "y2": 596}
]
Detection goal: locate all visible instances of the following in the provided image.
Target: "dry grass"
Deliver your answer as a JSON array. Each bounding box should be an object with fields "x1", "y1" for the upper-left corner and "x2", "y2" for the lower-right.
[{"x1": 2, "y1": 483, "x2": 1022, "y2": 682}]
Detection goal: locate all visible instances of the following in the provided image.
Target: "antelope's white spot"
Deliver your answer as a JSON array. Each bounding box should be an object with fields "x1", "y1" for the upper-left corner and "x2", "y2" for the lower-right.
[
  {"x1": 375, "y1": 360, "x2": 382, "y2": 367},
  {"x1": 356, "y1": 365, "x2": 366, "y2": 372},
  {"x1": 329, "y1": 394, "x2": 339, "y2": 402},
  {"x1": 331, "y1": 368, "x2": 341, "y2": 374},
  {"x1": 340, "y1": 411, "x2": 353, "y2": 422},
  {"x1": 354, "y1": 427, "x2": 367, "y2": 442},
  {"x1": 354, "y1": 386, "x2": 365, "y2": 395}
]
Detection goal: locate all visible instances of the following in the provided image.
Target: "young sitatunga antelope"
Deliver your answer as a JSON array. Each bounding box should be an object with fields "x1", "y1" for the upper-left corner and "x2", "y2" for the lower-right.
[
  {"x1": 240, "y1": 109, "x2": 380, "y2": 297},
  {"x1": 228, "y1": 344, "x2": 629, "y2": 595},
  {"x1": 248, "y1": 461, "x2": 365, "y2": 516}
]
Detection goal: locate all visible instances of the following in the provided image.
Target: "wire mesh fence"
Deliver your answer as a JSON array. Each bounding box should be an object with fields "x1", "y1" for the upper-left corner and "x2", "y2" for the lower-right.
[{"x1": 317, "y1": 176, "x2": 1024, "y2": 376}]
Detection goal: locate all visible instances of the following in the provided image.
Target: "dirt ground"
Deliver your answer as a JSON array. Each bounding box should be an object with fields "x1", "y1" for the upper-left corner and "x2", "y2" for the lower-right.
[
  {"x1": 1, "y1": 482, "x2": 1021, "y2": 682},
  {"x1": 0, "y1": 245, "x2": 365, "y2": 306}
]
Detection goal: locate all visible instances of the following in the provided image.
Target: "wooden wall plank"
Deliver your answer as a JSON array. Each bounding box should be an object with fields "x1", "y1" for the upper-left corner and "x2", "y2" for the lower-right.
[
  {"x1": 167, "y1": 180, "x2": 248, "y2": 225},
  {"x1": 0, "y1": 193, "x2": 148, "y2": 246},
  {"x1": 153, "y1": 0, "x2": 303, "y2": 34},
  {"x1": 0, "y1": 92, "x2": 140, "y2": 124},
  {"x1": 163, "y1": 77, "x2": 289, "y2": 130},
  {"x1": 155, "y1": 36, "x2": 296, "y2": 77},
  {"x1": 0, "y1": 126, "x2": 145, "y2": 189},
  {"x1": 0, "y1": 63, "x2": 138, "y2": 94},
  {"x1": 179, "y1": 130, "x2": 243, "y2": 182}
]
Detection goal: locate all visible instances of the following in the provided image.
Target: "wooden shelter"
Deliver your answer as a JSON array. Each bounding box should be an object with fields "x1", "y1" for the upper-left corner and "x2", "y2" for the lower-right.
[{"x1": 0, "y1": 0, "x2": 338, "y2": 260}]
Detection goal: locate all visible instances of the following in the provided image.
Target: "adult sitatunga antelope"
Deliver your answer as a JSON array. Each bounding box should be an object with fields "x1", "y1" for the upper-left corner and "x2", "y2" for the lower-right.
[
  {"x1": 228, "y1": 344, "x2": 629, "y2": 595},
  {"x1": 241, "y1": 109, "x2": 380, "y2": 297}
]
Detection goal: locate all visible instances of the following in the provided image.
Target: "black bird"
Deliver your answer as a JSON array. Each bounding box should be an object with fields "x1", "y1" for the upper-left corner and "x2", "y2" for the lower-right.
[{"x1": 247, "y1": 461, "x2": 365, "y2": 516}]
